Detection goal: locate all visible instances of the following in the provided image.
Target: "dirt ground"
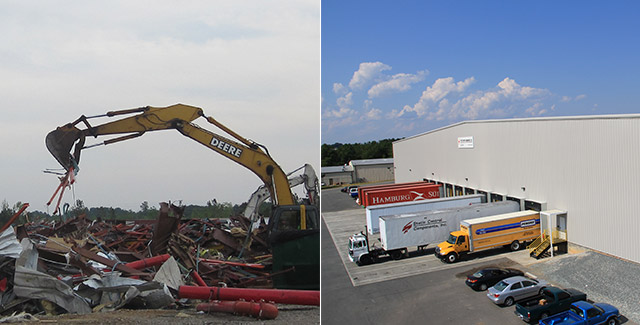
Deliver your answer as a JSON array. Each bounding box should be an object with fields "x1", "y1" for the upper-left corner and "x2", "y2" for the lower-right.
[{"x1": 20, "y1": 305, "x2": 319, "y2": 324}]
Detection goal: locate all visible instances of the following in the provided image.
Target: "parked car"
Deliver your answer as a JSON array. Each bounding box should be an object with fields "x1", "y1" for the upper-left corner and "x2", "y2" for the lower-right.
[
  {"x1": 486, "y1": 276, "x2": 547, "y2": 306},
  {"x1": 466, "y1": 267, "x2": 524, "y2": 291},
  {"x1": 515, "y1": 287, "x2": 587, "y2": 322},
  {"x1": 539, "y1": 301, "x2": 619, "y2": 325},
  {"x1": 342, "y1": 185, "x2": 358, "y2": 193},
  {"x1": 349, "y1": 187, "x2": 359, "y2": 198}
]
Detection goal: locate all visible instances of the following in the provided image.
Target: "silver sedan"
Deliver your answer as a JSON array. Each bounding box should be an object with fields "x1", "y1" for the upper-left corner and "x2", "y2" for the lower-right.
[{"x1": 486, "y1": 276, "x2": 547, "y2": 306}]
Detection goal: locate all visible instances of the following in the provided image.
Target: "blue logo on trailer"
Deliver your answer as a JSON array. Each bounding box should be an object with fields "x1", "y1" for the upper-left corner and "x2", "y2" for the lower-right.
[{"x1": 475, "y1": 219, "x2": 540, "y2": 235}]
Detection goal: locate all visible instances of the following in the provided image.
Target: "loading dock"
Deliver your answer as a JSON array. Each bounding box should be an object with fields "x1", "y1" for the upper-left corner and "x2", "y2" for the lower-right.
[{"x1": 490, "y1": 192, "x2": 504, "y2": 202}]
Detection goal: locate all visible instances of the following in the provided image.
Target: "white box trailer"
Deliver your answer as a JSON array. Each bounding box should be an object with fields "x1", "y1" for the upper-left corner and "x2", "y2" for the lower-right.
[
  {"x1": 380, "y1": 201, "x2": 520, "y2": 250},
  {"x1": 365, "y1": 194, "x2": 485, "y2": 234},
  {"x1": 348, "y1": 201, "x2": 520, "y2": 265}
]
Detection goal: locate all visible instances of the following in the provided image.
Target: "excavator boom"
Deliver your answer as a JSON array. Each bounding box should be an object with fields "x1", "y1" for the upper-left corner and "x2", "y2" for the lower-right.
[{"x1": 45, "y1": 104, "x2": 294, "y2": 206}]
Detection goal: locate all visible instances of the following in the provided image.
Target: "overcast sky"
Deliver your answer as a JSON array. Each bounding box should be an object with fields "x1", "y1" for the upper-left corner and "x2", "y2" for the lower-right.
[
  {"x1": 0, "y1": 1, "x2": 320, "y2": 213},
  {"x1": 322, "y1": 1, "x2": 640, "y2": 144}
]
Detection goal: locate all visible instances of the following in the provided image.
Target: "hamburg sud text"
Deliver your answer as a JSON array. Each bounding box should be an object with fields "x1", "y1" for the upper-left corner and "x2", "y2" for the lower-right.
[{"x1": 371, "y1": 190, "x2": 438, "y2": 205}]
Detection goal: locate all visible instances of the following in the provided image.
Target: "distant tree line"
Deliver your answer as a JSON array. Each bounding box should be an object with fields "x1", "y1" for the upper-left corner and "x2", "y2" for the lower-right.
[
  {"x1": 0, "y1": 198, "x2": 276, "y2": 225},
  {"x1": 321, "y1": 138, "x2": 401, "y2": 166}
]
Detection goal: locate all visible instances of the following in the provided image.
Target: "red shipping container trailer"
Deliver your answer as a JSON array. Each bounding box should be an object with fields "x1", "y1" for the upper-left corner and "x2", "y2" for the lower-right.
[
  {"x1": 362, "y1": 183, "x2": 442, "y2": 207},
  {"x1": 357, "y1": 181, "x2": 432, "y2": 205}
]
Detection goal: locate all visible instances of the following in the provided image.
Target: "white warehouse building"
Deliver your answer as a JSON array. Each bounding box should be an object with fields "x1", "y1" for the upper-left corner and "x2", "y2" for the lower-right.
[{"x1": 393, "y1": 114, "x2": 640, "y2": 264}]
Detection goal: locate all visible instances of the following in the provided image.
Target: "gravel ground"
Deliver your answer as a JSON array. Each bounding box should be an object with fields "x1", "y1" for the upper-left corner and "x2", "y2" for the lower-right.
[
  {"x1": 24, "y1": 305, "x2": 319, "y2": 324},
  {"x1": 527, "y1": 245, "x2": 640, "y2": 324}
]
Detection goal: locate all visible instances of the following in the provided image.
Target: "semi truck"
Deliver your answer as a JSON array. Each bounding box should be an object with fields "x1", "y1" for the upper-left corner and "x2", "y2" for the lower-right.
[
  {"x1": 348, "y1": 201, "x2": 520, "y2": 265},
  {"x1": 366, "y1": 194, "x2": 485, "y2": 234},
  {"x1": 359, "y1": 183, "x2": 441, "y2": 207},
  {"x1": 435, "y1": 210, "x2": 541, "y2": 263}
]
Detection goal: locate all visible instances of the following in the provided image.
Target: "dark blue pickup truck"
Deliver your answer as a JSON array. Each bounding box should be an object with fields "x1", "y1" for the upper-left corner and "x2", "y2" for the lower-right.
[{"x1": 538, "y1": 300, "x2": 619, "y2": 325}]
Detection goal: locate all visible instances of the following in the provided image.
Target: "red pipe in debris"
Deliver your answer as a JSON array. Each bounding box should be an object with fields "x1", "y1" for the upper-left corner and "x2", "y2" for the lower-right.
[
  {"x1": 0, "y1": 203, "x2": 29, "y2": 233},
  {"x1": 199, "y1": 258, "x2": 265, "y2": 269},
  {"x1": 179, "y1": 286, "x2": 319, "y2": 306},
  {"x1": 124, "y1": 254, "x2": 170, "y2": 270},
  {"x1": 191, "y1": 270, "x2": 207, "y2": 287},
  {"x1": 196, "y1": 300, "x2": 278, "y2": 320}
]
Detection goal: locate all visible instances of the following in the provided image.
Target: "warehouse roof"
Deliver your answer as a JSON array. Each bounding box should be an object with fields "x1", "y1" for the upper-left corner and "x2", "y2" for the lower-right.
[
  {"x1": 394, "y1": 113, "x2": 640, "y2": 144},
  {"x1": 321, "y1": 166, "x2": 350, "y2": 173},
  {"x1": 350, "y1": 158, "x2": 394, "y2": 166}
]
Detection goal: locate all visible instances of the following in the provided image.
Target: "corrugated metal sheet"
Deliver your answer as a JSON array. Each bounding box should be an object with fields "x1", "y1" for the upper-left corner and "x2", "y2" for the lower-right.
[{"x1": 393, "y1": 115, "x2": 640, "y2": 263}]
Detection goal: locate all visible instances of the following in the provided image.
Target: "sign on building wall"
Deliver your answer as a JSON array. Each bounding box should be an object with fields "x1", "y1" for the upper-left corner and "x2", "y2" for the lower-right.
[{"x1": 458, "y1": 136, "x2": 474, "y2": 149}]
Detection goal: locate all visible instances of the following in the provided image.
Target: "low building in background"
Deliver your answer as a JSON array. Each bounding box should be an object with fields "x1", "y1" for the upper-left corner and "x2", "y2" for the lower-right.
[{"x1": 321, "y1": 158, "x2": 394, "y2": 185}]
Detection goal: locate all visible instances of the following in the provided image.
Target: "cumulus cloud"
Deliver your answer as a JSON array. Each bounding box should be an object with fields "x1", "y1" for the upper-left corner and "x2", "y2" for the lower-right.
[
  {"x1": 562, "y1": 94, "x2": 586, "y2": 102},
  {"x1": 451, "y1": 77, "x2": 550, "y2": 119},
  {"x1": 336, "y1": 92, "x2": 353, "y2": 108},
  {"x1": 364, "y1": 108, "x2": 382, "y2": 120},
  {"x1": 525, "y1": 103, "x2": 547, "y2": 116},
  {"x1": 333, "y1": 82, "x2": 346, "y2": 94},
  {"x1": 324, "y1": 107, "x2": 355, "y2": 119},
  {"x1": 398, "y1": 77, "x2": 475, "y2": 117},
  {"x1": 348, "y1": 61, "x2": 391, "y2": 89},
  {"x1": 367, "y1": 70, "x2": 428, "y2": 98}
]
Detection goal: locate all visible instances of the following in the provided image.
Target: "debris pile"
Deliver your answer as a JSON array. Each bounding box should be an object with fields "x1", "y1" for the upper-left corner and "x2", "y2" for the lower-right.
[{"x1": 0, "y1": 202, "x2": 319, "y2": 321}]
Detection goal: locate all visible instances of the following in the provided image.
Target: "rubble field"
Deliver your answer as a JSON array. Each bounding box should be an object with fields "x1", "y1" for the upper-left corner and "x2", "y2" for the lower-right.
[{"x1": 0, "y1": 202, "x2": 319, "y2": 323}]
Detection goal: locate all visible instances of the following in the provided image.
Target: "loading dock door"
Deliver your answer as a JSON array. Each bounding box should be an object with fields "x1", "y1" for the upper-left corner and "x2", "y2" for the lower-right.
[{"x1": 556, "y1": 213, "x2": 567, "y2": 241}]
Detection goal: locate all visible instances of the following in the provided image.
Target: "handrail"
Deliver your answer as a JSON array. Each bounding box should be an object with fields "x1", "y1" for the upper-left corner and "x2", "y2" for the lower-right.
[{"x1": 527, "y1": 229, "x2": 546, "y2": 252}]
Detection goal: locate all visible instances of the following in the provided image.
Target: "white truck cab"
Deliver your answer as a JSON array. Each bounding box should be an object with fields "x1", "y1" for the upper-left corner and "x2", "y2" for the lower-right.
[{"x1": 348, "y1": 233, "x2": 370, "y2": 264}]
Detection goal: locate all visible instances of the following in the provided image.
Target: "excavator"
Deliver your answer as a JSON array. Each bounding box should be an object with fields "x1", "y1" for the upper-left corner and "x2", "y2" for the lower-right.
[{"x1": 45, "y1": 103, "x2": 319, "y2": 289}]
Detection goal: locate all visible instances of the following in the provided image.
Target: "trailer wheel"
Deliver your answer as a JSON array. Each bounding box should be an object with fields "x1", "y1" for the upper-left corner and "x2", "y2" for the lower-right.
[
  {"x1": 390, "y1": 250, "x2": 403, "y2": 260},
  {"x1": 446, "y1": 253, "x2": 458, "y2": 263},
  {"x1": 359, "y1": 254, "x2": 372, "y2": 265},
  {"x1": 510, "y1": 241, "x2": 521, "y2": 251}
]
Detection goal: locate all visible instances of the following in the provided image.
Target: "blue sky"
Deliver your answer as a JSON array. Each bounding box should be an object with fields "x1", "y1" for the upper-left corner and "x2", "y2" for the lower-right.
[{"x1": 321, "y1": 1, "x2": 640, "y2": 144}]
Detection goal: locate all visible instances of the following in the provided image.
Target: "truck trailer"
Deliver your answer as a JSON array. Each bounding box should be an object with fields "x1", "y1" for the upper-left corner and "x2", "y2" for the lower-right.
[
  {"x1": 348, "y1": 201, "x2": 520, "y2": 265},
  {"x1": 359, "y1": 183, "x2": 441, "y2": 207},
  {"x1": 356, "y1": 181, "x2": 431, "y2": 204},
  {"x1": 365, "y1": 194, "x2": 485, "y2": 235},
  {"x1": 435, "y1": 210, "x2": 541, "y2": 263}
]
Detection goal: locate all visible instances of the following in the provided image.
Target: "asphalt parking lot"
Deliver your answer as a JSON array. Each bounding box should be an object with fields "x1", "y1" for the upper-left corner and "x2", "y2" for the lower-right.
[{"x1": 321, "y1": 186, "x2": 637, "y2": 324}]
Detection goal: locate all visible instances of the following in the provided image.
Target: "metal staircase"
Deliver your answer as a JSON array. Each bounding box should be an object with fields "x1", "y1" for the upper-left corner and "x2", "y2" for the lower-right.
[{"x1": 527, "y1": 229, "x2": 567, "y2": 259}]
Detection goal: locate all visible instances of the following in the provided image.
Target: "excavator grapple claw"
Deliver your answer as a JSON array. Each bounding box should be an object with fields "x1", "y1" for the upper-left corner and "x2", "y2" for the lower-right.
[{"x1": 45, "y1": 125, "x2": 83, "y2": 169}]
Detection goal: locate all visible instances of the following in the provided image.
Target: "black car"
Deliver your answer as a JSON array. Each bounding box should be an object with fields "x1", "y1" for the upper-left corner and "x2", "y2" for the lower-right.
[{"x1": 465, "y1": 267, "x2": 524, "y2": 291}]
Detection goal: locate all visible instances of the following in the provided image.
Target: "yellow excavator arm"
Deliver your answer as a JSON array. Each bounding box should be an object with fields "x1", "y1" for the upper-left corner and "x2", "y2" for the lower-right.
[{"x1": 45, "y1": 104, "x2": 295, "y2": 206}]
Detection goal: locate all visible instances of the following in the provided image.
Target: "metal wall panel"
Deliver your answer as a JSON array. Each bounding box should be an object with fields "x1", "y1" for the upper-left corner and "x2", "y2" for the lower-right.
[{"x1": 393, "y1": 115, "x2": 640, "y2": 263}]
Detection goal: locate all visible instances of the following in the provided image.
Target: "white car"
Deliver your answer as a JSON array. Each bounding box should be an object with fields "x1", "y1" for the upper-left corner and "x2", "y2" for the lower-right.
[
  {"x1": 349, "y1": 187, "x2": 358, "y2": 198},
  {"x1": 486, "y1": 276, "x2": 547, "y2": 306}
]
